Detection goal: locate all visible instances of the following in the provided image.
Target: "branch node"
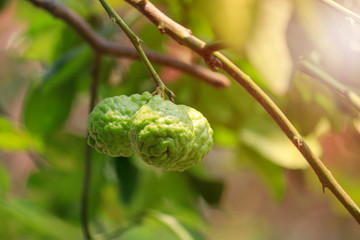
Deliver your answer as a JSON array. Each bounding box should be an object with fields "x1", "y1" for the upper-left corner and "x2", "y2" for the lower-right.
[
  {"x1": 202, "y1": 41, "x2": 226, "y2": 71},
  {"x1": 137, "y1": 0, "x2": 147, "y2": 6},
  {"x1": 157, "y1": 24, "x2": 166, "y2": 34},
  {"x1": 204, "y1": 55, "x2": 222, "y2": 71},
  {"x1": 292, "y1": 136, "x2": 303, "y2": 148},
  {"x1": 203, "y1": 40, "x2": 227, "y2": 54},
  {"x1": 165, "y1": 88, "x2": 176, "y2": 103},
  {"x1": 152, "y1": 86, "x2": 176, "y2": 103},
  {"x1": 136, "y1": 36, "x2": 144, "y2": 44}
]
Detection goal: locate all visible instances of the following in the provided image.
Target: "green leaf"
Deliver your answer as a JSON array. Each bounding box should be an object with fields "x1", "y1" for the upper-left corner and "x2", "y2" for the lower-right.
[
  {"x1": 42, "y1": 47, "x2": 91, "y2": 91},
  {"x1": 186, "y1": 168, "x2": 224, "y2": 206},
  {"x1": 0, "y1": 165, "x2": 10, "y2": 196},
  {"x1": 245, "y1": 0, "x2": 293, "y2": 94},
  {"x1": 17, "y1": 1, "x2": 85, "y2": 63},
  {"x1": 241, "y1": 128, "x2": 310, "y2": 169},
  {"x1": 27, "y1": 132, "x2": 105, "y2": 220},
  {"x1": 240, "y1": 145, "x2": 287, "y2": 202},
  {"x1": 100, "y1": 62, "x2": 155, "y2": 98},
  {"x1": 17, "y1": 2, "x2": 64, "y2": 62},
  {"x1": 139, "y1": 24, "x2": 166, "y2": 52},
  {"x1": 23, "y1": 49, "x2": 91, "y2": 137},
  {"x1": 149, "y1": 211, "x2": 195, "y2": 240},
  {"x1": 194, "y1": 0, "x2": 256, "y2": 50},
  {"x1": 0, "y1": 117, "x2": 34, "y2": 151},
  {"x1": 120, "y1": 214, "x2": 179, "y2": 240},
  {"x1": 24, "y1": 80, "x2": 77, "y2": 137},
  {"x1": 240, "y1": 115, "x2": 321, "y2": 169},
  {"x1": 0, "y1": 198, "x2": 81, "y2": 240},
  {"x1": 213, "y1": 125, "x2": 239, "y2": 147},
  {"x1": 284, "y1": 76, "x2": 333, "y2": 135},
  {"x1": 113, "y1": 157, "x2": 139, "y2": 205},
  {"x1": 119, "y1": 210, "x2": 203, "y2": 240},
  {"x1": 0, "y1": 0, "x2": 9, "y2": 10}
]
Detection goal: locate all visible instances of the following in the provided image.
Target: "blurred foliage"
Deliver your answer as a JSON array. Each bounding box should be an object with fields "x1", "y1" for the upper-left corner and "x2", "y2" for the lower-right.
[
  {"x1": 0, "y1": 116, "x2": 35, "y2": 151},
  {"x1": 1, "y1": 0, "x2": 360, "y2": 239}
]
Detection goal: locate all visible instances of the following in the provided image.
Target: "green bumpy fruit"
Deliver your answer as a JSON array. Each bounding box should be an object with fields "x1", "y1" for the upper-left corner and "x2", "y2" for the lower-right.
[
  {"x1": 129, "y1": 96, "x2": 195, "y2": 171},
  {"x1": 87, "y1": 92, "x2": 153, "y2": 157},
  {"x1": 88, "y1": 92, "x2": 214, "y2": 171},
  {"x1": 178, "y1": 105, "x2": 214, "y2": 163}
]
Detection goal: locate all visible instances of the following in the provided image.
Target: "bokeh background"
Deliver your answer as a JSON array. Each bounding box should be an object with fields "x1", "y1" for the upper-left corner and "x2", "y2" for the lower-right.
[{"x1": 1, "y1": 0, "x2": 360, "y2": 239}]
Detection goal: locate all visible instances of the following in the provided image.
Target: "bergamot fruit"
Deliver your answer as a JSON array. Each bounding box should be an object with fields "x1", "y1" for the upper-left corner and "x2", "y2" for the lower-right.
[
  {"x1": 88, "y1": 92, "x2": 214, "y2": 171},
  {"x1": 178, "y1": 105, "x2": 214, "y2": 164},
  {"x1": 87, "y1": 92, "x2": 153, "y2": 157},
  {"x1": 129, "y1": 96, "x2": 195, "y2": 171}
]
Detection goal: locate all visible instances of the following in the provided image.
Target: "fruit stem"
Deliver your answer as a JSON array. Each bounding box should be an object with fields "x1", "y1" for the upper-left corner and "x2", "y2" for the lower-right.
[{"x1": 98, "y1": 0, "x2": 176, "y2": 102}]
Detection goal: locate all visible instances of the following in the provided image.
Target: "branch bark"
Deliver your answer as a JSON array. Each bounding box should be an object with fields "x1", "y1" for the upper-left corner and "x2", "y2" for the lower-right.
[
  {"x1": 27, "y1": 0, "x2": 230, "y2": 88},
  {"x1": 123, "y1": 0, "x2": 360, "y2": 223}
]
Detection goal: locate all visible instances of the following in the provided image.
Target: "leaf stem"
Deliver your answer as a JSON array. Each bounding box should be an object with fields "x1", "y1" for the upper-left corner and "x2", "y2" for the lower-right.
[{"x1": 98, "y1": 0, "x2": 176, "y2": 101}]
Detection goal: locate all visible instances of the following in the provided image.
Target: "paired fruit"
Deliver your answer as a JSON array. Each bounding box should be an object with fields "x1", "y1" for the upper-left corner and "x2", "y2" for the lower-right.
[{"x1": 87, "y1": 92, "x2": 213, "y2": 171}]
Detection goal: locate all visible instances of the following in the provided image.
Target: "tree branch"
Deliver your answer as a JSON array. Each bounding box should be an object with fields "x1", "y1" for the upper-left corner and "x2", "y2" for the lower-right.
[
  {"x1": 26, "y1": 0, "x2": 230, "y2": 88},
  {"x1": 81, "y1": 52, "x2": 102, "y2": 240},
  {"x1": 123, "y1": 0, "x2": 360, "y2": 223},
  {"x1": 299, "y1": 60, "x2": 360, "y2": 112},
  {"x1": 320, "y1": 0, "x2": 360, "y2": 24}
]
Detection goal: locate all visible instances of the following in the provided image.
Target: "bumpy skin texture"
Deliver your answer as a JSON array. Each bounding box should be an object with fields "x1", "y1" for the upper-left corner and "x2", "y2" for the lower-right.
[
  {"x1": 179, "y1": 105, "x2": 214, "y2": 164},
  {"x1": 88, "y1": 92, "x2": 214, "y2": 171},
  {"x1": 129, "y1": 91, "x2": 153, "y2": 107},
  {"x1": 129, "y1": 96, "x2": 196, "y2": 171},
  {"x1": 87, "y1": 92, "x2": 153, "y2": 157}
]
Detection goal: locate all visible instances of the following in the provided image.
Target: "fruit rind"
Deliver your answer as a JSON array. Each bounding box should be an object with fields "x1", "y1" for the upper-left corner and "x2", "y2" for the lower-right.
[
  {"x1": 179, "y1": 105, "x2": 214, "y2": 164},
  {"x1": 87, "y1": 92, "x2": 153, "y2": 157},
  {"x1": 88, "y1": 92, "x2": 214, "y2": 172},
  {"x1": 129, "y1": 96, "x2": 195, "y2": 171}
]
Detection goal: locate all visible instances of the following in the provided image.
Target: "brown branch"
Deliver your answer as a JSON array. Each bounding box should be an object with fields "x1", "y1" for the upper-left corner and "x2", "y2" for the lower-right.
[
  {"x1": 320, "y1": 0, "x2": 360, "y2": 24},
  {"x1": 298, "y1": 60, "x2": 360, "y2": 112},
  {"x1": 123, "y1": 0, "x2": 360, "y2": 223},
  {"x1": 27, "y1": 0, "x2": 230, "y2": 88}
]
